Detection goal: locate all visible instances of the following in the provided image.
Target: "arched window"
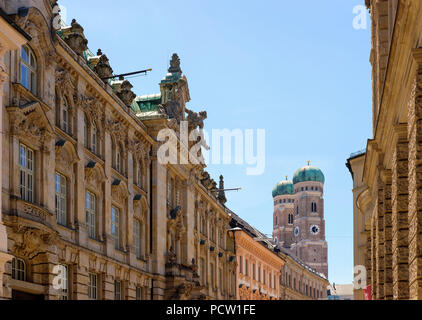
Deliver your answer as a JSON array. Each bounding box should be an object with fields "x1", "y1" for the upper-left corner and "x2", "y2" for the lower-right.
[
  {"x1": 296, "y1": 206, "x2": 299, "y2": 215},
  {"x1": 111, "y1": 138, "x2": 116, "y2": 169},
  {"x1": 62, "y1": 98, "x2": 69, "y2": 133},
  {"x1": 84, "y1": 115, "x2": 89, "y2": 148},
  {"x1": 288, "y1": 214, "x2": 293, "y2": 225},
  {"x1": 11, "y1": 257, "x2": 26, "y2": 281},
  {"x1": 20, "y1": 45, "x2": 37, "y2": 94},
  {"x1": 116, "y1": 145, "x2": 122, "y2": 173},
  {"x1": 91, "y1": 123, "x2": 98, "y2": 155},
  {"x1": 137, "y1": 162, "x2": 142, "y2": 187},
  {"x1": 312, "y1": 202, "x2": 317, "y2": 213},
  {"x1": 134, "y1": 219, "x2": 142, "y2": 259},
  {"x1": 275, "y1": 216, "x2": 278, "y2": 226}
]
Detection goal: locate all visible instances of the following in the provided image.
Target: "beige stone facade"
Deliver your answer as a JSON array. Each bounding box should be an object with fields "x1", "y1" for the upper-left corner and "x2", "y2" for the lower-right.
[
  {"x1": 229, "y1": 212, "x2": 329, "y2": 300},
  {"x1": 0, "y1": 0, "x2": 235, "y2": 300},
  {"x1": 348, "y1": 0, "x2": 422, "y2": 300},
  {"x1": 346, "y1": 151, "x2": 367, "y2": 300},
  {"x1": 279, "y1": 250, "x2": 328, "y2": 300}
]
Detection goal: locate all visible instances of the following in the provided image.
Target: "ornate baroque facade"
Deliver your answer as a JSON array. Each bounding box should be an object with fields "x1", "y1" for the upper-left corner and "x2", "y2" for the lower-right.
[
  {"x1": 348, "y1": 0, "x2": 422, "y2": 300},
  {"x1": 0, "y1": 0, "x2": 236, "y2": 300}
]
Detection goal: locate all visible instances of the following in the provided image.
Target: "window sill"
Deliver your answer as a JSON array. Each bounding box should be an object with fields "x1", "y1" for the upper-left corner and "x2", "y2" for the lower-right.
[
  {"x1": 55, "y1": 127, "x2": 77, "y2": 144},
  {"x1": 11, "y1": 83, "x2": 48, "y2": 111},
  {"x1": 57, "y1": 223, "x2": 76, "y2": 232},
  {"x1": 85, "y1": 148, "x2": 105, "y2": 164},
  {"x1": 7, "y1": 279, "x2": 45, "y2": 295},
  {"x1": 88, "y1": 237, "x2": 104, "y2": 244}
]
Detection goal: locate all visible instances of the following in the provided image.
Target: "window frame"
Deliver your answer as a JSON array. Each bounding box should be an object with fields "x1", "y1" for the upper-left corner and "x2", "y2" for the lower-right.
[
  {"x1": 133, "y1": 219, "x2": 142, "y2": 259},
  {"x1": 86, "y1": 191, "x2": 97, "y2": 239},
  {"x1": 111, "y1": 206, "x2": 121, "y2": 250},
  {"x1": 57, "y1": 264, "x2": 69, "y2": 300},
  {"x1": 11, "y1": 257, "x2": 26, "y2": 281},
  {"x1": 91, "y1": 123, "x2": 98, "y2": 155},
  {"x1": 20, "y1": 45, "x2": 37, "y2": 95},
  {"x1": 19, "y1": 144, "x2": 34, "y2": 203},
  {"x1": 62, "y1": 98, "x2": 69, "y2": 133},
  {"x1": 88, "y1": 273, "x2": 98, "y2": 300},
  {"x1": 114, "y1": 280, "x2": 122, "y2": 300},
  {"x1": 55, "y1": 172, "x2": 68, "y2": 226}
]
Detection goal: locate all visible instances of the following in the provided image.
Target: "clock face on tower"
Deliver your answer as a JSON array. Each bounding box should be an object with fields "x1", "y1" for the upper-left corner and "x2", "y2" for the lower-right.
[
  {"x1": 294, "y1": 226, "x2": 300, "y2": 237},
  {"x1": 310, "y1": 225, "x2": 320, "y2": 235}
]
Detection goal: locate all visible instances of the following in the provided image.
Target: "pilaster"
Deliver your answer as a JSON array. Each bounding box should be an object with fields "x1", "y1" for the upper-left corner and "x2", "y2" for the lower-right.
[
  {"x1": 391, "y1": 124, "x2": 409, "y2": 299},
  {"x1": 407, "y1": 49, "x2": 422, "y2": 300},
  {"x1": 381, "y1": 169, "x2": 393, "y2": 299},
  {"x1": 375, "y1": 173, "x2": 385, "y2": 299}
]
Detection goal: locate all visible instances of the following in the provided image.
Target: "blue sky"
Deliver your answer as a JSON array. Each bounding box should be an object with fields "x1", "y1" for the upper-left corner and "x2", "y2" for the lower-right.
[{"x1": 59, "y1": 0, "x2": 372, "y2": 284}]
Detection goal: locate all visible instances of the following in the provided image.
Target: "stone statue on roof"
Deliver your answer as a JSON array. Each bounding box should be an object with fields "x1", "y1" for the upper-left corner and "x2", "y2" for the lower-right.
[
  {"x1": 185, "y1": 108, "x2": 207, "y2": 131},
  {"x1": 186, "y1": 108, "x2": 209, "y2": 151},
  {"x1": 168, "y1": 53, "x2": 182, "y2": 74}
]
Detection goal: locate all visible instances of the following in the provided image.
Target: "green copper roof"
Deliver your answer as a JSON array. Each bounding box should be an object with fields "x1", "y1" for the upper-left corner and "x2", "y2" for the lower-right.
[
  {"x1": 161, "y1": 72, "x2": 182, "y2": 84},
  {"x1": 293, "y1": 166, "x2": 325, "y2": 185},
  {"x1": 272, "y1": 180, "x2": 294, "y2": 197},
  {"x1": 132, "y1": 94, "x2": 162, "y2": 113}
]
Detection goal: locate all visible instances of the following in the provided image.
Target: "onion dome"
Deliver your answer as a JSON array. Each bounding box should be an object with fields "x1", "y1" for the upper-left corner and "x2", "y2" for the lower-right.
[
  {"x1": 272, "y1": 179, "x2": 294, "y2": 198},
  {"x1": 293, "y1": 165, "x2": 325, "y2": 185}
]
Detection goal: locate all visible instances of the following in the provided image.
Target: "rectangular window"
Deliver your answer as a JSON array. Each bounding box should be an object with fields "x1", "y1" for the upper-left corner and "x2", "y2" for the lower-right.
[
  {"x1": 92, "y1": 128, "x2": 97, "y2": 154},
  {"x1": 134, "y1": 219, "x2": 141, "y2": 259},
  {"x1": 219, "y1": 268, "x2": 223, "y2": 291},
  {"x1": 88, "y1": 273, "x2": 98, "y2": 300},
  {"x1": 137, "y1": 166, "x2": 142, "y2": 187},
  {"x1": 114, "y1": 280, "x2": 122, "y2": 300},
  {"x1": 55, "y1": 173, "x2": 67, "y2": 226},
  {"x1": 136, "y1": 287, "x2": 142, "y2": 300},
  {"x1": 175, "y1": 188, "x2": 180, "y2": 206},
  {"x1": 200, "y1": 258, "x2": 206, "y2": 285},
  {"x1": 111, "y1": 206, "x2": 120, "y2": 250},
  {"x1": 19, "y1": 144, "x2": 34, "y2": 203},
  {"x1": 167, "y1": 178, "x2": 173, "y2": 206},
  {"x1": 210, "y1": 263, "x2": 215, "y2": 288},
  {"x1": 62, "y1": 108, "x2": 68, "y2": 133},
  {"x1": 86, "y1": 191, "x2": 96, "y2": 239},
  {"x1": 116, "y1": 151, "x2": 121, "y2": 172},
  {"x1": 253, "y1": 264, "x2": 256, "y2": 280},
  {"x1": 11, "y1": 258, "x2": 26, "y2": 281},
  {"x1": 57, "y1": 265, "x2": 69, "y2": 300},
  {"x1": 245, "y1": 259, "x2": 249, "y2": 276}
]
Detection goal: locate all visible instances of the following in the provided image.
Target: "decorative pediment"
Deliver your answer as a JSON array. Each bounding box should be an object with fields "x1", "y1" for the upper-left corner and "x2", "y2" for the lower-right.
[
  {"x1": 11, "y1": 225, "x2": 56, "y2": 259},
  {"x1": 111, "y1": 179, "x2": 128, "y2": 203},
  {"x1": 12, "y1": 7, "x2": 56, "y2": 66},
  {"x1": 85, "y1": 161, "x2": 106, "y2": 186},
  {"x1": 55, "y1": 140, "x2": 80, "y2": 169},
  {"x1": 7, "y1": 101, "x2": 55, "y2": 146},
  {"x1": 128, "y1": 139, "x2": 148, "y2": 161},
  {"x1": 56, "y1": 67, "x2": 76, "y2": 98},
  {"x1": 106, "y1": 117, "x2": 128, "y2": 145}
]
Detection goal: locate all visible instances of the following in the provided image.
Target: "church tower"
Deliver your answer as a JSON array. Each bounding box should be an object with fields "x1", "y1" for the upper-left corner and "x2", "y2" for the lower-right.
[
  {"x1": 272, "y1": 178, "x2": 295, "y2": 248},
  {"x1": 272, "y1": 165, "x2": 328, "y2": 278}
]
